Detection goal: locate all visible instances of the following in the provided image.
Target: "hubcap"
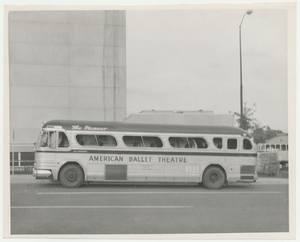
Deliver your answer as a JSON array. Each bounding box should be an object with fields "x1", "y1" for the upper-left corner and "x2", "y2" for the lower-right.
[
  {"x1": 209, "y1": 173, "x2": 218, "y2": 183},
  {"x1": 66, "y1": 170, "x2": 77, "y2": 182}
]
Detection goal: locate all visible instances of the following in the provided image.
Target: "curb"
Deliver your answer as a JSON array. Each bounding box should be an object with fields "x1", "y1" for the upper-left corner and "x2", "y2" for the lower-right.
[{"x1": 10, "y1": 175, "x2": 289, "y2": 185}]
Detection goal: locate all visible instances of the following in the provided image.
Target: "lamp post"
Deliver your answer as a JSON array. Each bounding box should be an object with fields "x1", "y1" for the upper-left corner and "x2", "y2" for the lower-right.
[{"x1": 239, "y1": 9, "x2": 252, "y2": 129}]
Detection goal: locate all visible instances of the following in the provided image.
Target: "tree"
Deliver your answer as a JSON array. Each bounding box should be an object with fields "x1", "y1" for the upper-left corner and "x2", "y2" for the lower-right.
[
  {"x1": 252, "y1": 126, "x2": 285, "y2": 144},
  {"x1": 231, "y1": 103, "x2": 286, "y2": 144},
  {"x1": 234, "y1": 102, "x2": 259, "y2": 131},
  {"x1": 251, "y1": 126, "x2": 266, "y2": 144}
]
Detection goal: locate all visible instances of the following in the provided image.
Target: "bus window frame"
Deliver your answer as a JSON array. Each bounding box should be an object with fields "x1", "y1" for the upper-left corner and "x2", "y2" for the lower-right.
[
  {"x1": 96, "y1": 134, "x2": 118, "y2": 147},
  {"x1": 58, "y1": 131, "x2": 70, "y2": 149},
  {"x1": 226, "y1": 137, "x2": 239, "y2": 151},
  {"x1": 122, "y1": 135, "x2": 164, "y2": 148},
  {"x1": 141, "y1": 136, "x2": 164, "y2": 148},
  {"x1": 75, "y1": 133, "x2": 119, "y2": 147},
  {"x1": 242, "y1": 138, "x2": 253, "y2": 151},
  {"x1": 168, "y1": 136, "x2": 209, "y2": 149},
  {"x1": 212, "y1": 137, "x2": 223, "y2": 150}
]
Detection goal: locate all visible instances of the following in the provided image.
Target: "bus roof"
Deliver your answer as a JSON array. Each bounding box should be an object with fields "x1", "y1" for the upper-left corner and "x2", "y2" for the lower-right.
[{"x1": 42, "y1": 120, "x2": 248, "y2": 136}]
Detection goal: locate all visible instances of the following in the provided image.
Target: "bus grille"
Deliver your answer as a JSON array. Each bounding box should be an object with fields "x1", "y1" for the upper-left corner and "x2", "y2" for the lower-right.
[{"x1": 241, "y1": 165, "x2": 255, "y2": 174}]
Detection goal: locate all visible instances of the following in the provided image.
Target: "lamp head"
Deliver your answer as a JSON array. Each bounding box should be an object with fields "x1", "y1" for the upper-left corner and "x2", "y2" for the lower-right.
[{"x1": 246, "y1": 10, "x2": 253, "y2": 15}]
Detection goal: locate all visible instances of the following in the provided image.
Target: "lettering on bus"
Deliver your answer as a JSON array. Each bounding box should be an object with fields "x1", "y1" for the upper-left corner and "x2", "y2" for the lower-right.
[
  {"x1": 129, "y1": 156, "x2": 152, "y2": 162},
  {"x1": 72, "y1": 125, "x2": 108, "y2": 131},
  {"x1": 89, "y1": 156, "x2": 123, "y2": 162},
  {"x1": 158, "y1": 157, "x2": 187, "y2": 163},
  {"x1": 88, "y1": 155, "x2": 187, "y2": 163}
]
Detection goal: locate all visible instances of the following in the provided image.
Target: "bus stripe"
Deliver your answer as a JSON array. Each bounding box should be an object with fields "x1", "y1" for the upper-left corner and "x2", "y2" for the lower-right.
[{"x1": 36, "y1": 149, "x2": 257, "y2": 157}]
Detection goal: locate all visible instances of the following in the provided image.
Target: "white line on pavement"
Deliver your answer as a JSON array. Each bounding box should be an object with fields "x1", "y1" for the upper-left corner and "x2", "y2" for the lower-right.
[
  {"x1": 11, "y1": 205, "x2": 192, "y2": 209},
  {"x1": 37, "y1": 191, "x2": 285, "y2": 195}
]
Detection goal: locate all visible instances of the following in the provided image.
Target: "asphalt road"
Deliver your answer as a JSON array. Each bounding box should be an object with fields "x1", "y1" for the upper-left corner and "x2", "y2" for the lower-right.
[{"x1": 10, "y1": 180, "x2": 289, "y2": 235}]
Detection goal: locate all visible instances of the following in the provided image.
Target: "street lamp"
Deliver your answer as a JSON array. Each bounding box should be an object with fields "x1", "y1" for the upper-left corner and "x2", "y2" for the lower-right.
[{"x1": 239, "y1": 9, "x2": 253, "y2": 129}]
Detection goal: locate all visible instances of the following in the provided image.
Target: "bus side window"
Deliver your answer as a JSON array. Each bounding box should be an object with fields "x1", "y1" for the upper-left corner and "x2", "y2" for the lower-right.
[
  {"x1": 123, "y1": 136, "x2": 143, "y2": 147},
  {"x1": 169, "y1": 137, "x2": 186, "y2": 148},
  {"x1": 189, "y1": 138, "x2": 208, "y2": 149},
  {"x1": 58, "y1": 132, "x2": 69, "y2": 148},
  {"x1": 185, "y1": 138, "x2": 196, "y2": 148},
  {"x1": 143, "y1": 136, "x2": 163, "y2": 148},
  {"x1": 227, "y1": 139, "x2": 237, "y2": 150},
  {"x1": 243, "y1": 139, "x2": 252, "y2": 150},
  {"x1": 169, "y1": 137, "x2": 207, "y2": 149},
  {"x1": 76, "y1": 135, "x2": 97, "y2": 146},
  {"x1": 96, "y1": 135, "x2": 117, "y2": 147},
  {"x1": 213, "y1": 138, "x2": 222, "y2": 149}
]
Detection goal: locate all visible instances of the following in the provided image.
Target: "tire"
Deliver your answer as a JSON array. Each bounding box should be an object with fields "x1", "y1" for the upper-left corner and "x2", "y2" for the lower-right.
[
  {"x1": 59, "y1": 164, "x2": 84, "y2": 188},
  {"x1": 202, "y1": 166, "x2": 225, "y2": 190}
]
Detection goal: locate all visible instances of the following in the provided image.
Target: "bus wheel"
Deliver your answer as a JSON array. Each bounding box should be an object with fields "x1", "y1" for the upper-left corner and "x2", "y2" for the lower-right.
[
  {"x1": 202, "y1": 166, "x2": 225, "y2": 189},
  {"x1": 59, "y1": 164, "x2": 83, "y2": 188}
]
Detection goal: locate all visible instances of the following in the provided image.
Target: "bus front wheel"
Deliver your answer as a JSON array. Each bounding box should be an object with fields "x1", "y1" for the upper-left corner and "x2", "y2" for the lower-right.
[
  {"x1": 59, "y1": 164, "x2": 84, "y2": 188},
  {"x1": 202, "y1": 166, "x2": 225, "y2": 189}
]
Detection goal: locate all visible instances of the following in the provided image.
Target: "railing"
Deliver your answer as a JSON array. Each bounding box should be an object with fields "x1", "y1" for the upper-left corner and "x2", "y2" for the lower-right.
[
  {"x1": 10, "y1": 161, "x2": 34, "y2": 174},
  {"x1": 257, "y1": 152, "x2": 288, "y2": 178},
  {"x1": 10, "y1": 143, "x2": 35, "y2": 175}
]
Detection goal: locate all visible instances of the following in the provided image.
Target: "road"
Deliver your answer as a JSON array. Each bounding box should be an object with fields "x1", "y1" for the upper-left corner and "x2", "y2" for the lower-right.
[{"x1": 10, "y1": 180, "x2": 289, "y2": 234}]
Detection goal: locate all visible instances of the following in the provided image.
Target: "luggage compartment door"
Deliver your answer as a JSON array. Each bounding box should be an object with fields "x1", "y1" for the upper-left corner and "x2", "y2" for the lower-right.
[{"x1": 105, "y1": 165, "x2": 127, "y2": 180}]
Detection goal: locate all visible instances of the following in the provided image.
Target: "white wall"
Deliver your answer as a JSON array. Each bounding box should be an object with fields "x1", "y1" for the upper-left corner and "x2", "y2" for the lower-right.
[
  {"x1": 9, "y1": 11, "x2": 126, "y2": 144},
  {"x1": 126, "y1": 113, "x2": 235, "y2": 126}
]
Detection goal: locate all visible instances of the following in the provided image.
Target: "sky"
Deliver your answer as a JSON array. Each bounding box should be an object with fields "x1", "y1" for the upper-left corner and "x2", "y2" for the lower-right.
[{"x1": 126, "y1": 9, "x2": 288, "y2": 132}]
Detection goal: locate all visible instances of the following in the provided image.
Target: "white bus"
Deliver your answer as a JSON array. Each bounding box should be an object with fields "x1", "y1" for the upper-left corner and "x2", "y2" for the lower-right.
[{"x1": 33, "y1": 120, "x2": 258, "y2": 189}]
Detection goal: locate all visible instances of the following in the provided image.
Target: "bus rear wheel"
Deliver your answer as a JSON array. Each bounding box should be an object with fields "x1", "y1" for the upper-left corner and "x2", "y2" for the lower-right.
[
  {"x1": 202, "y1": 166, "x2": 225, "y2": 189},
  {"x1": 59, "y1": 164, "x2": 83, "y2": 188}
]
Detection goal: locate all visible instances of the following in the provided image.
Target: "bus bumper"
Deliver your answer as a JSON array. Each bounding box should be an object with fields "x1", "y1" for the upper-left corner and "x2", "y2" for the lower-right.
[
  {"x1": 33, "y1": 169, "x2": 52, "y2": 179},
  {"x1": 237, "y1": 172, "x2": 258, "y2": 183}
]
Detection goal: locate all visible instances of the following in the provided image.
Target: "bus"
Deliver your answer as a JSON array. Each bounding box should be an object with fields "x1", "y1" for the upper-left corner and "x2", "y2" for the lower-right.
[{"x1": 33, "y1": 120, "x2": 258, "y2": 189}]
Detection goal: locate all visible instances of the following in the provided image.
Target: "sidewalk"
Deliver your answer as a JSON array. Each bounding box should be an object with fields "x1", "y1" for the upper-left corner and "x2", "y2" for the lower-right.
[
  {"x1": 10, "y1": 174, "x2": 58, "y2": 184},
  {"x1": 9, "y1": 174, "x2": 289, "y2": 185}
]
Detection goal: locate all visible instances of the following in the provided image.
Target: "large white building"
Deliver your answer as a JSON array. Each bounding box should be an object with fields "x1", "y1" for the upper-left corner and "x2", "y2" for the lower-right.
[
  {"x1": 9, "y1": 11, "x2": 126, "y2": 147},
  {"x1": 126, "y1": 110, "x2": 235, "y2": 126}
]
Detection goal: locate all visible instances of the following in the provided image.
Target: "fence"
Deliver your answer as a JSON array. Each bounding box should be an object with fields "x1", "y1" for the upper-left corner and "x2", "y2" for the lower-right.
[
  {"x1": 10, "y1": 161, "x2": 34, "y2": 174},
  {"x1": 257, "y1": 152, "x2": 288, "y2": 178},
  {"x1": 10, "y1": 143, "x2": 35, "y2": 175}
]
